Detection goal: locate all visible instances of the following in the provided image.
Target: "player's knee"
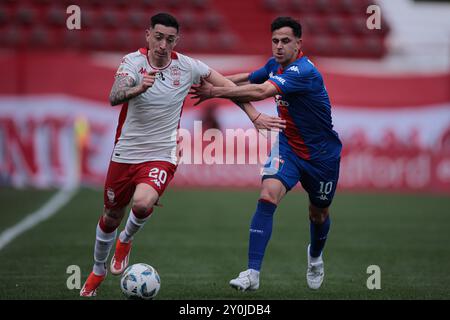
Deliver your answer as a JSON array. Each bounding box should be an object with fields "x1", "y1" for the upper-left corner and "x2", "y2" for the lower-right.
[
  {"x1": 260, "y1": 189, "x2": 281, "y2": 205},
  {"x1": 309, "y1": 205, "x2": 329, "y2": 224},
  {"x1": 132, "y1": 195, "x2": 157, "y2": 217}
]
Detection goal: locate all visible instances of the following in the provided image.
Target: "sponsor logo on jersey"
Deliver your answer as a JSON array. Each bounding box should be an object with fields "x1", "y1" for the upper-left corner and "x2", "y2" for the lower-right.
[
  {"x1": 115, "y1": 72, "x2": 129, "y2": 78},
  {"x1": 139, "y1": 67, "x2": 147, "y2": 75},
  {"x1": 275, "y1": 95, "x2": 289, "y2": 107},
  {"x1": 271, "y1": 75, "x2": 286, "y2": 85},
  {"x1": 317, "y1": 194, "x2": 329, "y2": 201}
]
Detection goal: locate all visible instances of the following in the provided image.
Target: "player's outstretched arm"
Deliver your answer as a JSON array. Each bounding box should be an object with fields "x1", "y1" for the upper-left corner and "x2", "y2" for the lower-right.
[
  {"x1": 191, "y1": 80, "x2": 277, "y2": 105},
  {"x1": 109, "y1": 72, "x2": 157, "y2": 106},
  {"x1": 226, "y1": 73, "x2": 250, "y2": 86},
  {"x1": 201, "y1": 70, "x2": 285, "y2": 131}
]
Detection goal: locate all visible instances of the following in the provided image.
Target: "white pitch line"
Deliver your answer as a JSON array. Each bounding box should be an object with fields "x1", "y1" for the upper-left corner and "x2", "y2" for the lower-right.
[{"x1": 0, "y1": 187, "x2": 78, "y2": 251}]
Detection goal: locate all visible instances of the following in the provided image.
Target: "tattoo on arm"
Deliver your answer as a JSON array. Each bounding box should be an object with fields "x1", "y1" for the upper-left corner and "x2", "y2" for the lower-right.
[{"x1": 109, "y1": 76, "x2": 140, "y2": 106}]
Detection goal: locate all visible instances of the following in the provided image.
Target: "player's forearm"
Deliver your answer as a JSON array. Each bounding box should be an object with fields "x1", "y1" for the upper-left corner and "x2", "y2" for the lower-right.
[
  {"x1": 212, "y1": 84, "x2": 266, "y2": 102},
  {"x1": 109, "y1": 86, "x2": 144, "y2": 106},
  {"x1": 226, "y1": 73, "x2": 250, "y2": 85},
  {"x1": 109, "y1": 76, "x2": 142, "y2": 106},
  {"x1": 216, "y1": 73, "x2": 258, "y2": 120},
  {"x1": 233, "y1": 101, "x2": 260, "y2": 122}
]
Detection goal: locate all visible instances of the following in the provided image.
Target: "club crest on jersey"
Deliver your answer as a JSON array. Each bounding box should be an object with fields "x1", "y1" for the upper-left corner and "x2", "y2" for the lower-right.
[
  {"x1": 170, "y1": 66, "x2": 181, "y2": 87},
  {"x1": 271, "y1": 157, "x2": 284, "y2": 170}
]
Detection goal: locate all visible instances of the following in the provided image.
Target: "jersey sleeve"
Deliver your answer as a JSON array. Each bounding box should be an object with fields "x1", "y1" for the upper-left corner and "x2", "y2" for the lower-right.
[
  {"x1": 191, "y1": 58, "x2": 211, "y2": 84},
  {"x1": 248, "y1": 59, "x2": 273, "y2": 84},
  {"x1": 248, "y1": 66, "x2": 270, "y2": 84},
  {"x1": 267, "y1": 67, "x2": 313, "y2": 95},
  {"x1": 115, "y1": 55, "x2": 138, "y2": 82}
]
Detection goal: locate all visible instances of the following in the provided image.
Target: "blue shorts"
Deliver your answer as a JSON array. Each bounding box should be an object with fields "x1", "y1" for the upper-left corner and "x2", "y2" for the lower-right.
[{"x1": 262, "y1": 141, "x2": 340, "y2": 208}]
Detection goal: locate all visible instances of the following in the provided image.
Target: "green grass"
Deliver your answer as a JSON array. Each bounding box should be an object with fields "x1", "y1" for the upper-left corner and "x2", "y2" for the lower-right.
[
  {"x1": 0, "y1": 188, "x2": 56, "y2": 233},
  {"x1": 0, "y1": 187, "x2": 449, "y2": 299}
]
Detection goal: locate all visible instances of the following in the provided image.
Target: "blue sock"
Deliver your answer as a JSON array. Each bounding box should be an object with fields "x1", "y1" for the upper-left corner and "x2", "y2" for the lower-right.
[
  {"x1": 248, "y1": 199, "x2": 277, "y2": 271},
  {"x1": 309, "y1": 216, "x2": 331, "y2": 258}
]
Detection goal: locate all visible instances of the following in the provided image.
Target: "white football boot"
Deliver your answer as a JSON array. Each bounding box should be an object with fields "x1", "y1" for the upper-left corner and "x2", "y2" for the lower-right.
[
  {"x1": 306, "y1": 244, "x2": 324, "y2": 290},
  {"x1": 229, "y1": 269, "x2": 260, "y2": 291}
]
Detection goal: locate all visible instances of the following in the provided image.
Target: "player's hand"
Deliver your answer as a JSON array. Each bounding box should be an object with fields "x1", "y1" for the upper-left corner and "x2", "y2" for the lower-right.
[
  {"x1": 253, "y1": 113, "x2": 286, "y2": 131},
  {"x1": 189, "y1": 79, "x2": 214, "y2": 106},
  {"x1": 137, "y1": 71, "x2": 157, "y2": 93}
]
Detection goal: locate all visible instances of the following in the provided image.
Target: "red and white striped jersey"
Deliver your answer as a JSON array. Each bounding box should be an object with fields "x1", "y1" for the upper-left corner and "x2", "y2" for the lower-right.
[{"x1": 112, "y1": 48, "x2": 210, "y2": 165}]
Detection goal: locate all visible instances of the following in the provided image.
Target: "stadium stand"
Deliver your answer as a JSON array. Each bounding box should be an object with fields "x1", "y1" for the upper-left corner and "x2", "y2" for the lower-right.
[{"x1": 0, "y1": 0, "x2": 389, "y2": 57}]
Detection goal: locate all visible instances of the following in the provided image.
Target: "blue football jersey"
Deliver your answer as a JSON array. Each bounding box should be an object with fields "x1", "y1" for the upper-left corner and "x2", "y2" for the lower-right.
[{"x1": 249, "y1": 53, "x2": 342, "y2": 161}]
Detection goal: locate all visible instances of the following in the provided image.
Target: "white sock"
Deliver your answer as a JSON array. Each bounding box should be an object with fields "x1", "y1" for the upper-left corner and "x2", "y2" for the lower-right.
[
  {"x1": 93, "y1": 223, "x2": 117, "y2": 276},
  {"x1": 119, "y1": 209, "x2": 151, "y2": 243}
]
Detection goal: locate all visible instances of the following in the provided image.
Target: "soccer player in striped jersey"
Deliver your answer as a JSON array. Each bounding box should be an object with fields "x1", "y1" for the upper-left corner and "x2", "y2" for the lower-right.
[{"x1": 191, "y1": 16, "x2": 342, "y2": 291}]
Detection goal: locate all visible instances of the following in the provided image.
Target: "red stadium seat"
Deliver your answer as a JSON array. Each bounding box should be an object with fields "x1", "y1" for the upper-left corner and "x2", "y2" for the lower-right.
[
  {"x1": 191, "y1": 0, "x2": 209, "y2": 10},
  {"x1": 127, "y1": 11, "x2": 147, "y2": 30},
  {"x1": 99, "y1": 9, "x2": 120, "y2": 29},
  {"x1": 289, "y1": 0, "x2": 312, "y2": 13},
  {"x1": 314, "y1": 0, "x2": 334, "y2": 14},
  {"x1": 16, "y1": 5, "x2": 36, "y2": 26},
  {"x1": 30, "y1": 27, "x2": 51, "y2": 47},
  {"x1": 192, "y1": 31, "x2": 210, "y2": 50},
  {"x1": 81, "y1": 9, "x2": 96, "y2": 29},
  {"x1": 217, "y1": 32, "x2": 237, "y2": 51},
  {"x1": 87, "y1": 30, "x2": 108, "y2": 50},
  {"x1": 46, "y1": 5, "x2": 66, "y2": 27},
  {"x1": 326, "y1": 16, "x2": 348, "y2": 35},
  {"x1": 167, "y1": 0, "x2": 182, "y2": 10},
  {"x1": 141, "y1": 0, "x2": 156, "y2": 8},
  {"x1": 1, "y1": 26, "x2": 22, "y2": 47},
  {"x1": 179, "y1": 11, "x2": 197, "y2": 32},
  {"x1": 0, "y1": 0, "x2": 389, "y2": 57},
  {"x1": 202, "y1": 11, "x2": 223, "y2": 32},
  {"x1": 62, "y1": 29, "x2": 83, "y2": 49},
  {"x1": 263, "y1": 0, "x2": 285, "y2": 12}
]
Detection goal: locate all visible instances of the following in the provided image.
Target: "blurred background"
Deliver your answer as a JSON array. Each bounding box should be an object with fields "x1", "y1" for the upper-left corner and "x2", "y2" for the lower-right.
[
  {"x1": 0, "y1": 0, "x2": 449, "y2": 299},
  {"x1": 1, "y1": 0, "x2": 449, "y2": 191}
]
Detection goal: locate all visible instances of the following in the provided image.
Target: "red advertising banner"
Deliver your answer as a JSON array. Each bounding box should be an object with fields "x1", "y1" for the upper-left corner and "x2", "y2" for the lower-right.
[{"x1": 0, "y1": 96, "x2": 449, "y2": 193}]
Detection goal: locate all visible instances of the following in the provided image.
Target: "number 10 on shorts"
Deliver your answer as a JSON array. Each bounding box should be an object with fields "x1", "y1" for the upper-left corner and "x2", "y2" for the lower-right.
[{"x1": 319, "y1": 181, "x2": 333, "y2": 194}]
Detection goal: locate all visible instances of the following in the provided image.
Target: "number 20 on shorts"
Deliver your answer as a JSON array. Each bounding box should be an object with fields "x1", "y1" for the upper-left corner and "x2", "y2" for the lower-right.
[{"x1": 148, "y1": 168, "x2": 167, "y2": 184}]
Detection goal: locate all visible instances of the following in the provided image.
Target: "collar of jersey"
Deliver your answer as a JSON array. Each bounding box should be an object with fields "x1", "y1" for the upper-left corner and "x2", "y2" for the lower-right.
[
  {"x1": 278, "y1": 51, "x2": 304, "y2": 73},
  {"x1": 139, "y1": 47, "x2": 178, "y2": 71}
]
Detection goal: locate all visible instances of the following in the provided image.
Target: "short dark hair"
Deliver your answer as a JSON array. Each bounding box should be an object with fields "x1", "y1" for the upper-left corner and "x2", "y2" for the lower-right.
[
  {"x1": 150, "y1": 13, "x2": 179, "y2": 32},
  {"x1": 271, "y1": 16, "x2": 302, "y2": 38}
]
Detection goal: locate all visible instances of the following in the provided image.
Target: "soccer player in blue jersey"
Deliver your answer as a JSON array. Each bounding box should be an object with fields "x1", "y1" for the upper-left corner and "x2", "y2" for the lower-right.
[{"x1": 191, "y1": 16, "x2": 342, "y2": 290}]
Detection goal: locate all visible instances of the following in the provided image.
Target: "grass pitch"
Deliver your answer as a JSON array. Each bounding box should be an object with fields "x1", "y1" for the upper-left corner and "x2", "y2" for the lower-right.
[{"x1": 0, "y1": 187, "x2": 449, "y2": 299}]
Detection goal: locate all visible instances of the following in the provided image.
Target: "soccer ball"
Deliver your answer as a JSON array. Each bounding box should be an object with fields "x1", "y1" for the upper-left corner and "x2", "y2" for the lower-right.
[{"x1": 120, "y1": 263, "x2": 161, "y2": 300}]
